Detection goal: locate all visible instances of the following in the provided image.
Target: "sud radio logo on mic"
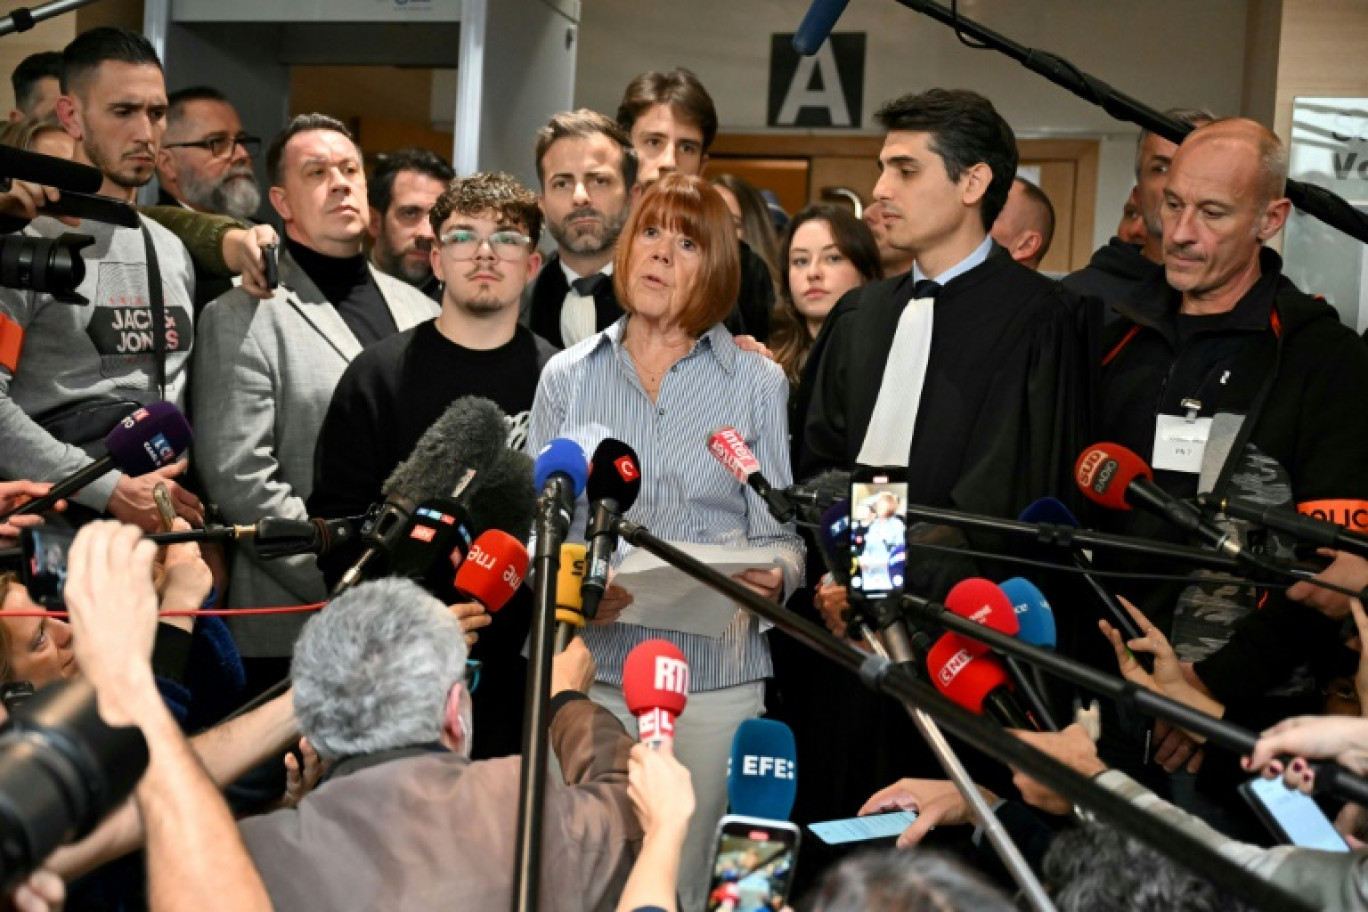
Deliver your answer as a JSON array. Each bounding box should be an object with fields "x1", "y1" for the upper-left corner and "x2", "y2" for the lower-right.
[{"x1": 1075, "y1": 447, "x2": 1119, "y2": 500}]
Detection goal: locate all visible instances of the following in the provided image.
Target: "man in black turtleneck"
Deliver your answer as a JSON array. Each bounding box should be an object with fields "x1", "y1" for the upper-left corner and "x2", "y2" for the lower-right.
[{"x1": 194, "y1": 114, "x2": 437, "y2": 695}]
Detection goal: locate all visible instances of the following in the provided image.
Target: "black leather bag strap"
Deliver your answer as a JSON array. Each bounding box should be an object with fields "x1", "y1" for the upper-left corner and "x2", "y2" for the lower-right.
[{"x1": 139, "y1": 218, "x2": 166, "y2": 396}]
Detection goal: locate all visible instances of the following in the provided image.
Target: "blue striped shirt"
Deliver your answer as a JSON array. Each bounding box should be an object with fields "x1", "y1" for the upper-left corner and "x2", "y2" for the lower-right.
[{"x1": 527, "y1": 318, "x2": 805, "y2": 692}]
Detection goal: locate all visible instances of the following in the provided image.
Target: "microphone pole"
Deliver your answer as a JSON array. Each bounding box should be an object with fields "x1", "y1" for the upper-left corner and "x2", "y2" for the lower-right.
[
  {"x1": 512, "y1": 458, "x2": 579, "y2": 912},
  {"x1": 888, "y1": 0, "x2": 1368, "y2": 247},
  {"x1": 0, "y1": 0, "x2": 98, "y2": 37},
  {"x1": 609, "y1": 514, "x2": 1309, "y2": 912},
  {"x1": 901, "y1": 594, "x2": 1368, "y2": 809}
]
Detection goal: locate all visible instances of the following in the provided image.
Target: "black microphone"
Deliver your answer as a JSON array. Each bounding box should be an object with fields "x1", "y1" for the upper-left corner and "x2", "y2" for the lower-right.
[
  {"x1": 784, "y1": 468, "x2": 851, "y2": 521},
  {"x1": 1200, "y1": 493, "x2": 1368, "y2": 561},
  {"x1": 332, "y1": 397, "x2": 510, "y2": 594},
  {"x1": 581, "y1": 439, "x2": 643, "y2": 621},
  {"x1": 467, "y1": 445, "x2": 538, "y2": 541},
  {"x1": 2, "y1": 402, "x2": 192, "y2": 520},
  {"x1": 793, "y1": 0, "x2": 852, "y2": 55},
  {"x1": 0, "y1": 144, "x2": 102, "y2": 194},
  {"x1": 251, "y1": 516, "x2": 359, "y2": 559}
]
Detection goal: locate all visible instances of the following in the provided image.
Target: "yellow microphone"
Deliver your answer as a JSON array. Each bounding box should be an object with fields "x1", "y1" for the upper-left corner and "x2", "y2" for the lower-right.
[{"x1": 554, "y1": 542, "x2": 587, "y2": 653}]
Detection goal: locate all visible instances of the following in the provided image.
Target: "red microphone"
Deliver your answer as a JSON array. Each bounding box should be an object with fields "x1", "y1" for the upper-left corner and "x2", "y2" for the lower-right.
[
  {"x1": 623, "y1": 639, "x2": 690, "y2": 746},
  {"x1": 706, "y1": 426, "x2": 795, "y2": 522},
  {"x1": 943, "y1": 578, "x2": 1018, "y2": 656},
  {"x1": 1075, "y1": 443, "x2": 1235, "y2": 553},
  {"x1": 928, "y1": 633, "x2": 1034, "y2": 729},
  {"x1": 944, "y1": 578, "x2": 1056, "y2": 730},
  {"x1": 453, "y1": 530, "x2": 530, "y2": 613}
]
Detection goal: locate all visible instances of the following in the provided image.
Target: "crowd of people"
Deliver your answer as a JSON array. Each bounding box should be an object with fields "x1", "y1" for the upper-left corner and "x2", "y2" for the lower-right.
[{"x1": 0, "y1": 17, "x2": 1366, "y2": 912}]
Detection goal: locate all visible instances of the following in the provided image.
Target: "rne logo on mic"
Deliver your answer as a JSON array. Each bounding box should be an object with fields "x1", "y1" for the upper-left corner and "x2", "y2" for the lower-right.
[
  {"x1": 654, "y1": 656, "x2": 689, "y2": 694},
  {"x1": 614, "y1": 455, "x2": 640, "y2": 482},
  {"x1": 937, "y1": 649, "x2": 972, "y2": 686},
  {"x1": 741, "y1": 755, "x2": 795, "y2": 779},
  {"x1": 467, "y1": 544, "x2": 496, "y2": 571}
]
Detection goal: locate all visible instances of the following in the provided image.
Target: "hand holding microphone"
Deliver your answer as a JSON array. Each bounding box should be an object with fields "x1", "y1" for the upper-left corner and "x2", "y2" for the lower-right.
[
  {"x1": 450, "y1": 530, "x2": 530, "y2": 646},
  {"x1": 623, "y1": 640, "x2": 690, "y2": 748}
]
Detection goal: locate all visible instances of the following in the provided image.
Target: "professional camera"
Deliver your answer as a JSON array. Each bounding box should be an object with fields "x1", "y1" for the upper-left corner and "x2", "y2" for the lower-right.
[
  {"x1": 0, "y1": 144, "x2": 107, "y2": 304},
  {"x1": 0, "y1": 678, "x2": 147, "y2": 890}
]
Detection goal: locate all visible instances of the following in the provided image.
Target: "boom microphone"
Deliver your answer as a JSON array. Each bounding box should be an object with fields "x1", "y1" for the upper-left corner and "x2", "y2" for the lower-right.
[
  {"x1": 623, "y1": 639, "x2": 689, "y2": 747},
  {"x1": 466, "y1": 446, "x2": 538, "y2": 540},
  {"x1": 707, "y1": 426, "x2": 795, "y2": 522},
  {"x1": 793, "y1": 0, "x2": 852, "y2": 55},
  {"x1": 0, "y1": 144, "x2": 102, "y2": 194},
  {"x1": 928, "y1": 632, "x2": 1035, "y2": 730},
  {"x1": 3, "y1": 401, "x2": 193, "y2": 520},
  {"x1": 333, "y1": 397, "x2": 509, "y2": 594},
  {"x1": 554, "y1": 542, "x2": 587, "y2": 652},
  {"x1": 728, "y1": 719, "x2": 798, "y2": 821},
  {"x1": 581, "y1": 439, "x2": 642, "y2": 621},
  {"x1": 1199, "y1": 492, "x2": 1368, "y2": 561},
  {"x1": 786, "y1": 469, "x2": 851, "y2": 521}
]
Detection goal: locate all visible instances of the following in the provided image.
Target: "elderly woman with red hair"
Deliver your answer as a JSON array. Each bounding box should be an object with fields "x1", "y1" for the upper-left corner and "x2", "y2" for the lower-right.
[{"x1": 528, "y1": 173, "x2": 803, "y2": 909}]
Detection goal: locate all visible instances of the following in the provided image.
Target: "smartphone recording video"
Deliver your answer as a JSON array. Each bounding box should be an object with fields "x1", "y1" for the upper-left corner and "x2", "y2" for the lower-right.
[
  {"x1": 848, "y1": 471, "x2": 908, "y2": 601},
  {"x1": 706, "y1": 815, "x2": 799, "y2": 911}
]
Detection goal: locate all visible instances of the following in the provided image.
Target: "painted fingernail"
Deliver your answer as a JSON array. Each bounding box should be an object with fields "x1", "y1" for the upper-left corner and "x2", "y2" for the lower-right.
[{"x1": 1291, "y1": 759, "x2": 1305, "y2": 772}]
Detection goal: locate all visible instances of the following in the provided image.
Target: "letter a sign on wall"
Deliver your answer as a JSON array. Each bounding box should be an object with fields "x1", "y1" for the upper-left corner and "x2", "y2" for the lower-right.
[{"x1": 768, "y1": 34, "x2": 865, "y2": 128}]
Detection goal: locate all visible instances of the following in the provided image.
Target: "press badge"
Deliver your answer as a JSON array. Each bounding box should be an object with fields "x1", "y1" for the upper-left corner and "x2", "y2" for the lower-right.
[{"x1": 1153, "y1": 414, "x2": 1212, "y2": 474}]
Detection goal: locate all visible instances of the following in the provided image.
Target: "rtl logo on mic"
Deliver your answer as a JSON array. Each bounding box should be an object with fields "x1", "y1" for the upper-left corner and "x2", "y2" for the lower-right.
[{"x1": 654, "y1": 655, "x2": 689, "y2": 694}]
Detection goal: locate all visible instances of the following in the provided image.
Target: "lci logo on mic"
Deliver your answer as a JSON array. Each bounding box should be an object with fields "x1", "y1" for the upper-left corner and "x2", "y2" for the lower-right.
[
  {"x1": 654, "y1": 656, "x2": 689, "y2": 694},
  {"x1": 938, "y1": 648, "x2": 972, "y2": 686},
  {"x1": 142, "y1": 433, "x2": 175, "y2": 466}
]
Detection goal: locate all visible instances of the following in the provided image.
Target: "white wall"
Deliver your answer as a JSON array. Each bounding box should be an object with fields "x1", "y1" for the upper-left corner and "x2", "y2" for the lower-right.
[{"x1": 576, "y1": 0, "x2": 1249, "y2": 253}]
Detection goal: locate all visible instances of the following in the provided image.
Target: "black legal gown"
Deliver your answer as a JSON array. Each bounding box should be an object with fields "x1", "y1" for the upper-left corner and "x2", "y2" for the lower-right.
[{"x1": 775, "y1": 245, "x2": 1095, "y2": 881}]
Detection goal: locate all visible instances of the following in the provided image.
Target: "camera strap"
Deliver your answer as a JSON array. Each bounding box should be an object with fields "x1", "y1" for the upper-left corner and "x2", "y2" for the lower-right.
[{"x1": 139, "y1": 218, "x2": 166, "y2": 397}]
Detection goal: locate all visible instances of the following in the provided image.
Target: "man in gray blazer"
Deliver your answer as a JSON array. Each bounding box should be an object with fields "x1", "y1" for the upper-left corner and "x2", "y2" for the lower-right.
[{"x1": 194, "y1": 114, "x2": 437, "y2": 690}]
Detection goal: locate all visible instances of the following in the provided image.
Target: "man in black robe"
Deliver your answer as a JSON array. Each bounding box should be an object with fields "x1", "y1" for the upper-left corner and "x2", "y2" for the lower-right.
[{"x1": 778, "y1": 89, "x2": 1092, "y2": 883}]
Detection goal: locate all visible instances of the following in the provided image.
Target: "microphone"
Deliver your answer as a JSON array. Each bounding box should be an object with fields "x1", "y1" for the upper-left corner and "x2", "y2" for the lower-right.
[
  {"x1": 817, "y1": 499, "x2": 852, "y2": 586},
  {"x1": 928, "y1": 632, "x2": 1035, "y2": 730},
  {"x1": 533, "y1": 438, "x2": 589, "y2": 546},
  {"x1": 454, "y1": 529, "x2": 530, "y2": 614},
  {"x1": 554, "y1": 543, "x2": 587, "y2": 652},
  {"x1": 467, "y1": 446, "x2": 538, "y2": 542},
  {"x1": 251, "y1": 516, "x2": 360, "y2": 560},
  {"x1": 1075, "y1": 443, "x2": 1237, "y2": 555},
  {"x1": 785, "y1": 469, "x2": 851, "y2": 521},
  {"x1": 388, "y1": 497, "x2": 477, "y2": 588},
  {"x1": 707, "y1": 426, "x2": 795, "y2": 522},
  {"x1": 622, "y1": 639, "x2": 689, "y2": 747},
  {"x1": 0, "y1": 144, "x2": 102, "y2": 194},
  {"x1": 727, "y1": 719, "x2": 798, "y2": 820},
  {"x1": 998, "y1": 577, "x2": 1057, "y2": 650},
  {"x1": 944, "y1": 579, "x2": 1056, "y2": 730},
  {"x1": 581, "y1": 439, "x2": 642, "y2": 621},
  {"x1": 1019, "y1": 495, "x2": 1147, "y2": 644},
  {"x1": 1199, "y1": 492, "x2": 1368, "y2": 561},
  {"x1": 3, "y1": 402, "x2": 192, "y2": 520},
  {"x1": 793, "y1": 0, "x2": 851, "y2": 55},
  {"x1": 333, "y1": 398, "x2": 510, "y2": 594}
]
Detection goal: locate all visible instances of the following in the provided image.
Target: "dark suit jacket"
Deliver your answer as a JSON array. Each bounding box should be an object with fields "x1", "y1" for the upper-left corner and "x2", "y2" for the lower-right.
[
  {"x1": 526, "y1": 252, "x2": 623, "y2": 349},
  {"x1": 524, "y1": 244, "x2": 775, "y2": 348}
]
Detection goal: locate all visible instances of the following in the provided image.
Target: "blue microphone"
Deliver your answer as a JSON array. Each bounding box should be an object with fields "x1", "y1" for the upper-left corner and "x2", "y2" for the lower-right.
[
  {"x1": 728, "y1": 719, "x2": 798, "y2": 821},
  {"x1": 1018, "y1": 496, "x2": 1145, "y2": 645},
  {"x1": 999, "y1": 577, "x2": 1056, "y2": 650},
  {"x1": 533, "y1": 438, "x2": 589, "y2": 544},
  {"x1": 793, "y1": 0, "x2": 852, "y2": 55}
]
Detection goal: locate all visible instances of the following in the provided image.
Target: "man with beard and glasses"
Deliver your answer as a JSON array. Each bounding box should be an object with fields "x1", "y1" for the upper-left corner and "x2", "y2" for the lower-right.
[
  {"x1": 156, "y1": 85, "x2": 267, "y2": 307},
  {"x1": 0, "y1": 27, "x2": 207, "y2": 533},
  {"x1": 524, "y1": 109, "x2": 635, "y2": 349},
  {"x1": 310, "y1": 172, "x2": 556, "y2": 758},
  {"x1": 366, "y1": 147, "x2": 454, "y2": 301},
  {"x1": 157, "y1": 87, "x2": 262, "y2": 221}
]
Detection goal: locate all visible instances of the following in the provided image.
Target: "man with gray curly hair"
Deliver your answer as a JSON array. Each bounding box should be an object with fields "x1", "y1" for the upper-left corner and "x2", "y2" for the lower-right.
[{"x1": 237, "y1": 578, "x2": 641, "y2": 911}]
